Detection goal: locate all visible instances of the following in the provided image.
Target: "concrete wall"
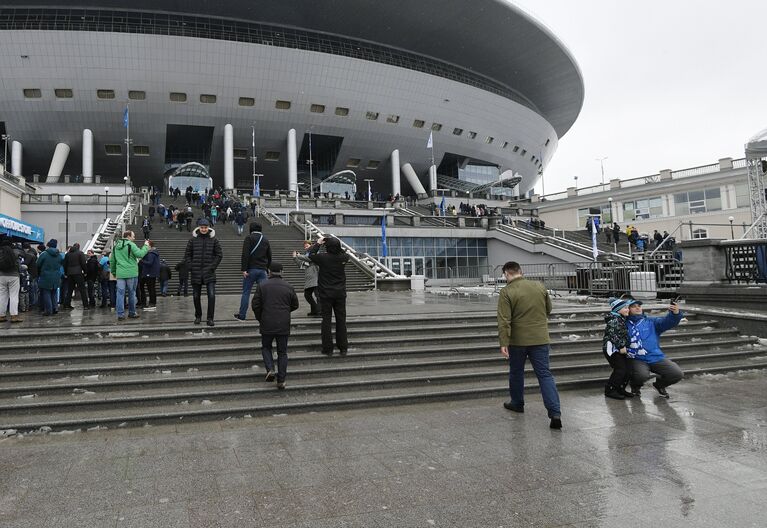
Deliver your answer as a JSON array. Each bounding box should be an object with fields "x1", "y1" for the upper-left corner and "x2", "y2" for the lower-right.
[
  {"x1": 0, "y1": 186, "x2": 22, "y2": 218},
  {"x1": 21, "y1": 203, "x2": 108, "y2": 248},
  {"x1": 487, "y1": 238, "x2": 565, "y2": 266}
]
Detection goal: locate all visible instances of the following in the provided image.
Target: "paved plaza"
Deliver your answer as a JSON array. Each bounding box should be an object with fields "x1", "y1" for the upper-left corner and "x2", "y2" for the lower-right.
[{"x1": 1, "y1": 365, "x2": 765, "y2": 527}]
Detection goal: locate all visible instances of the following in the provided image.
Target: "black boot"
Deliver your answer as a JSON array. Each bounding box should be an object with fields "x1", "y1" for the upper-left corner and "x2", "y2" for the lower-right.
[{"x1": 605, "y1": 385, "x2": 625, "y2": 400}]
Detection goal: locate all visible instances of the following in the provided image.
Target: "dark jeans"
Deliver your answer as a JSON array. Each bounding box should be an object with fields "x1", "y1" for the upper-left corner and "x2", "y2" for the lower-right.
[
  {"x1": 63, "y1": 274, "x2": 88, "y2": 307},
  {"x1": 507, "y1": 344, "x2": 561, "y2": 418},
  {"x1": 604, "y1": 351, "x2": 632, "y2": 390},
  {"x1": 320, "y1": 292, "x2": 348, "y2": 353},
  {"x1": 177, "y1": 278, "x2": 189, "y2": 296},
  {"x1": 139, "y1": 277, "x2": 157, "y2": 306},
  {"x1": 86, "y1": 279, "x2": 97, "y2": 306},
  {"x1": 304, "y1": 286, "x2": 320, "y2": 315},
  {"x1": 99, "y1": 279, "x2": 110, "y2": 307},
  {"x1": 630, "y1": 358, "x2": 684, "y2": 389},
  {"x1": 40, "y1": 288, "x2": 57, "y2": 315},
  {"x1": 238, "y1": 268, "x2": 268, "y2": 319},
  {"x1": 192, "y1": 282, "x2": 216, "y2": 320},
  {"x1": 261, "y1": 334, "x2": 289, "y2": 382}
]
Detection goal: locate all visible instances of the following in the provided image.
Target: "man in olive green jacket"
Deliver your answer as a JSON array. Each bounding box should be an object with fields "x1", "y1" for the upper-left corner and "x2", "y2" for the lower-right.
[
  {"x1": 497, "y1": 261, "x2": 562, "y2": 429},
  {"x1": 109, "y1": 230, "x2": 149, "y2": 321}
]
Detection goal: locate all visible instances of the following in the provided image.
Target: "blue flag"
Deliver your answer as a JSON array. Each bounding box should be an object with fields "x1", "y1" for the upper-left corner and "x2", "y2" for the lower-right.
[
  {"x1": 381, "y1": 215, "x2": 388, "y2": 257},
  {"x1": 255, "y1": 178, "x2": 260, "y2": 197},
  {"x1": 439, "y1": 196, "x2": 446, "y2": 217},
  {"x1": 123, "y1": 106, "x2": 129, "y2": 129}
]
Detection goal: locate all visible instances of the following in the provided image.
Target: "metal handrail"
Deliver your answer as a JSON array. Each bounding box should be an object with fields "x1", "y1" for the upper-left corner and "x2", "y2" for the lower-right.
[
  {"x1": 740, "y1": 213, "x2": 765, "y2": 240},
  {"x1": 495, "y1": 224, "x2": 630, "y2": 260},
  {"x1": 297, "y1": 218, "x2": 404, "y2": 279},
  {"x1": 83, "y1": 199, "x2": 136, "y2": 254},
  {"x1": 649, "y1": 222, "x2": 684, "y2": 257}
]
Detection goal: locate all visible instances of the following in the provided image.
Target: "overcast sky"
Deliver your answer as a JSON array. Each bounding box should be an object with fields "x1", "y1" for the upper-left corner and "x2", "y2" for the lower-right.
[{"x1": 511, "y1": 0, "x2": 767, "y2": 195}]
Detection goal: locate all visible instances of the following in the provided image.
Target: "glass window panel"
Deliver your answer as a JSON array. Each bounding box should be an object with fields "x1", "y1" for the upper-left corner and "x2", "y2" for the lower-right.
[
  {"x1": 705, "y1": 187, "x2": 720, "y2": 199},
  {"x1": 706, "y1": 197, "x2": 722, "y2": 211},
  {"x1": 688, "y1": 190, "x2": 704, "y2": 202},
  {"x1": 674, "y1": 193, "x2": 688, "y2": 204}
]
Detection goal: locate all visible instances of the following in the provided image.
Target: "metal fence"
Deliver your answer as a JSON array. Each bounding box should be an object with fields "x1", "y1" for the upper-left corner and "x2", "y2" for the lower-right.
[{"x1": 724, "y1": 241, "x2": 767, "y2": 284}]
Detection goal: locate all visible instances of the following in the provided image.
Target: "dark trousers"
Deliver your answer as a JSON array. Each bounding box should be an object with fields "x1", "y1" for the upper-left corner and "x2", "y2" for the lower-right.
[
  {"x1": 630, "y1": 358, "x2": 684, "y2": 389},
  {"x1": 507, "y1": 344, "x2": 561, "y2": 418},
  {"x1": 139, "y1": 277, "x2": 157, "y2": 306},
  {"x1": 108, "y1": 280, "x2": 116, "y2": 307},
  {"x1": 304, "y1": 287, "x2": 320, "y2": 315},
  {"x1": 86, "y1": 279, "x2": 97, "y2": 306},
  {"x1": 261, "y1": 334, "x2": 289, "y2": 382},
  {"x1": 192, "y1": 282, "x2": 216, "y2": 320},
  {"x1": 63, "y1": 275, "x2": 87, "y2": 307},
  {"x1": 40, "y1": 288, "x2": 57, "y2": 315},
  {"x1": 320, "y1": 293, "x2": 348, "y2": 353},
  {"x1": 604, "y1": 351, "x2": 632, "y2": 390},
  {"x1": 99, "y1": 279, "x2": 110, "y2": 307},
  {"x1": 177, "y1": 278, "x2": 189, "y2": 296}
]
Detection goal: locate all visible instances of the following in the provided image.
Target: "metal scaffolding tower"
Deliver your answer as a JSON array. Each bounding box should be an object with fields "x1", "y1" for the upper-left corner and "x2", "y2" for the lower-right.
[{"x1": 744, "y1": 129, "x2": 767, "y2": 239}]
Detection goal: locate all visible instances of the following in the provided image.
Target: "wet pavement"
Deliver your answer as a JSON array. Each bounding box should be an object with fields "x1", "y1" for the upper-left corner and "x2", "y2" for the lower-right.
[{"x1": 1, "y1": 367, "x2": 765, "y2": 527}]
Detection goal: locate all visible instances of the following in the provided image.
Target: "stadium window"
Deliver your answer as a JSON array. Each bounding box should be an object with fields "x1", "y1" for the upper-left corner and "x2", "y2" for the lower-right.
[
  {"x1": 275, "y1": 100, "x2": 291, "y2": 110},
  {"x1": 366, "y1": 160, "x2": 380, "y2": 170},
  {"x1": 485, "y1": 136, "x2": 494, "y2": 144},
  {"x1": 233, "y1": 148, "x2": 248, "y2": 159},
  {"x1": 366, "y1": 111, "x2": 379, "y2": 121},
  {"x1": 431, "y1": 123, "x2": 442, "y2": 131},
  {"x1": 128, "y1": 90, "x2": 146, "y2": 101},
  {"x1": 132, "y1": 145, "x2": 150, "y2": 156},
  {"x1": 468, "y1": 131, "x2": 477, "y2": 139},
  {"x1": 386, "y1": 114, "x2": 400, "y2": 124},
  {"x1": 310, "y1": 104, "x2": 326, "y2": 113},
  {"x1": 530, "y1": 155, "x2": 535, "y2": 162},
  {"x1": 520, "y1": 149, "x2": 527, "y2": 156},
  {"x1": 238, "y1": 97, "x2": 255, "y2": 107},
  {"x1": 335, "y1": 106, "x2": 349, "y2": 116},
  {"x1": 54, "y1": 88, "x2": 73, "y2": 99},
  {"x1": 97, "y1": 89, "x2": 116, "y2": 100},
  {"x1": 502, "y1": 141, "x2": 509, "y2": 149},
  {"x1": 200, "y1": 94, "x2": 217, "y2": 104},
  {"x1": 512, "y1": 145, "x2": 520, "y2": 153},
  {"x1": 545, "y1": 138, "x2": 551, "y2": 146},
  {"x1": 412, "y1": 119, "x2": 425, "y2": 128},
  {"x1": 346, "y1": 158, "x2": 361, "y2": 168},
  {"x1": 265, "y1": 151, "x2": 281, "y2": 161},
  {"x1": 169, "y1": 92, "x2": 187, "y2": 103},
  {"x1": 23, "y1": 88, "x2": 42, "y2": 99},
  {"x1": 452, "y1": 128, "x2": 463, "y2": 136},
  {"x1": 105, "y1": 144, "x2": 122, "y2": 155}
]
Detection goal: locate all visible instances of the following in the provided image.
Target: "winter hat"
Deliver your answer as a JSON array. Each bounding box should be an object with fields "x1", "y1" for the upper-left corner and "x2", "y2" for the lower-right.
[
  {"x1": 269, "y1": 262, "x2": 283, "y2": 275},
  {"x1": 197, "y1": 218, "x2": 210, "y2": 226},
  {"x1": 608, "y1": 297, "x2": 632, "y2": 313},
  {"x1": 324, "y1": 236, "x2": 342, "y2": 254},
  {"x1": 47, "y1": 239, "x2": 58, "y2": 248}
]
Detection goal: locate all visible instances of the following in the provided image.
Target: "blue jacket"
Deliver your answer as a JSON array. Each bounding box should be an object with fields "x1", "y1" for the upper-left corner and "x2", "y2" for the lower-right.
[
  {"x1": 36, "y1": 247, "x2": 64, "y2": 290},
  {"x1": 140, "y1": 249, "x2": 161, "y2": 278},
  {"x1": 626, "y1": 311, "x2": 683, "y2": 364}
]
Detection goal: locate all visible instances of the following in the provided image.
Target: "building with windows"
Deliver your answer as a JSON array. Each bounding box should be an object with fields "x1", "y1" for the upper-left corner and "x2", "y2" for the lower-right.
[
  {"x1": 535, "y1": 157, "x2": 753, "y2": 241},
  {"x1": 0, "y1": 1, "x2": 583, "y2": 197}
]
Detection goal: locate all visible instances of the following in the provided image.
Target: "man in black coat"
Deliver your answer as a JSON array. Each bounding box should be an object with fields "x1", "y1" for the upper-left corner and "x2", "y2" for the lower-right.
[
  {"x1": 308, "y1": 235, "x2": 349, "y2": 356},
  {"x1": 183, "y1": 219, "x2": 223, "y2": 326},
  {"x1": 63, "y1": 243, "x2": 89, "y2": 310},
  {"x1": 84, "y1": 250, "x2": 100, "y2": 307},
  {"x1": 251, "y1": 263, "x2": 299, "y2": 389},
  {"x1": 235, "y1": 222, "x2": 272, "y2": 321}
]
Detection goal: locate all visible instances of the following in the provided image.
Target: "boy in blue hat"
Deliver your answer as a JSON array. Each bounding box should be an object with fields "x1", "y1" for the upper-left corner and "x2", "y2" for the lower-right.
[{"x1": 602, "y1": 298, "x2": 633, "y2": 400}]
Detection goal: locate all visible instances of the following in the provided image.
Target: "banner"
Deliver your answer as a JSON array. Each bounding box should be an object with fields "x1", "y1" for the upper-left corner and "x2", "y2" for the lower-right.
[
  {"x1": 381, "y1": 215, "x2": 388, "y2": 257},
  {"x1": 0, "y1": 213, "x2": 44, "y2": 243}
]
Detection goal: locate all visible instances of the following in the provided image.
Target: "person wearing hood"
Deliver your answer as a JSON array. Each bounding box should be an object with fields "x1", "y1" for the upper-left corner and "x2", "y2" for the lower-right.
[
  {"x1": 602, "y1": 298, "x2": 633, "y2": 400},
  {"x1": 626, "y1": 298, "x2": 684, "y2": 398},
  {"x1": 308, "y1": 235, "x2": 349, "y2": 356},
  {"x1": 36, "y1": 239, "x2": 64, "y2": 316},
  {"x1": 109, "y1": 231, "x2": 150, "y2": 321},
  {"x1": 184, "y1": 219, "x2": 222, "y2": 326},
  {"x1": 138, "y1": 240, "x2": 160, "y2": 308},
  {"x1": 62, "y1": 243, "x2": 89, "y2": 310}
]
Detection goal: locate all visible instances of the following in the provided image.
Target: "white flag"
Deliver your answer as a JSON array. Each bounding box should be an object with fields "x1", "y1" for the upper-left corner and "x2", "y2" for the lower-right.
[{"x1": 426, "y1": 131, "x2": 433, "y2": 150}]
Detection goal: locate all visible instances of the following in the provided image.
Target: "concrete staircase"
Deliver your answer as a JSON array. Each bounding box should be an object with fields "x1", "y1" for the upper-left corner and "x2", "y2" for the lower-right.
[
  {"x1": 131, "y1": 200, "x2": 374, "y2": 294},
  {"x1": 1, "y1": 309, "x2": 765, "y2": 432}
]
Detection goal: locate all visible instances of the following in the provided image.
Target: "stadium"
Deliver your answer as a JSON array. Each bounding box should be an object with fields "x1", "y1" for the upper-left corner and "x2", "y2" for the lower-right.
[{"x1": 0, "y1": 0, "x2": 584, "y2": 197}]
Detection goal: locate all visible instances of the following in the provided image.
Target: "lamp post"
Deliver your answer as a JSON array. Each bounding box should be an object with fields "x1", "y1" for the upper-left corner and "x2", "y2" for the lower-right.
[
  {"x1": 596, "y1": 156, "x2": 608, "y2": 185},
  {"x1": 728, "y1": 216, "x2": 735, "y2": 239},
  {"x1": 364, "y1": 179, "x2": 374, "y2": 202},
  {"x1": 306, "y1": 128, "x2": 314, "y2": 199},
  {"x1": 123, "y1": 176, "x2": 128, "y2": 202},
  {"x1": 104, "y1": 186, "x2": 110, "y2": 220},
  {"x1": 63, "y1": 194, "x2": 72, "y2": 247},
  {"x1": 574, "y1": 175, "x2": 579, "y2": 190}
]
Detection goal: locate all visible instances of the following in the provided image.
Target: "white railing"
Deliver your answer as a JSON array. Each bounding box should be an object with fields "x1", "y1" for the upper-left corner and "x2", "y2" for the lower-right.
[
  {"x1": 495, "y1": 224, "x2": 631, "y2": 261},
  {"x1": 297, "y1": 218, "x2": 404, "y2": 280},
  {"x1": 83, "y1": 200, "x2": 136, "y2": 254}
]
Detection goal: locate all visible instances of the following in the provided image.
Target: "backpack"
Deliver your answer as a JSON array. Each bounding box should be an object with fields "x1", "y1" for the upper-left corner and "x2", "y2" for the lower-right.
[{"x1": 0, "y1": 247, "x2": 17, "y2": 272}]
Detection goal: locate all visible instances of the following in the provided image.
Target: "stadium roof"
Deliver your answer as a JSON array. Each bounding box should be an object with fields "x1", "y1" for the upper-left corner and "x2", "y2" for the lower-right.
[{"x1": 4, "y1": 0, "x2": 584, "y2": 137}]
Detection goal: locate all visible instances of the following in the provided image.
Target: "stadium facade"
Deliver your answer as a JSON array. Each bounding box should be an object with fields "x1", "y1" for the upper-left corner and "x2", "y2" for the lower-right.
[{"x1": 0, "y1": 1, "x2": 583, "y2": 197}]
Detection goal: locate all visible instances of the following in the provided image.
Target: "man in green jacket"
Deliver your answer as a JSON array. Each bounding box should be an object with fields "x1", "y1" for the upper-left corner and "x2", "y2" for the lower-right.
[
  {"x1": 497, "y1": 261, "x2": 562, "y2": 429},
  {"x1": 109, "y1": 230, "x2": 149, "y2": 321}
]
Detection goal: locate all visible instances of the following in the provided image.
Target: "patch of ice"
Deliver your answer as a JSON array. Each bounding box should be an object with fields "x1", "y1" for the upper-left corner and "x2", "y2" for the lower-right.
[
  {"x1": 187, "y1": 368, "x2": 199, "y2": 373},
  {"x1": 690, "y1": 337, "x2": 702, "y2": 342},
  {"x1": 243, "y1": 414, "x2": 252, "y2": 419},
  {"x1": 273, "y1": 413, "x2": 287, "y2": 417},
  {"x1": 87, "y1": 425, "x2": 107, "y2": 431},
  {"x1": 567, "y1": 334, "x2": 581, "y2": 341},
  {"x1": 117, "y1": 422, "x2": 128, "y2": 428},
  {"x1": 200, "y1": 400, "x2": 213, "y2": 405},
  {"x1": 53, "y1": 377, "x2": 71, "y2": 382},
  {"x1": 161, "y1": 370, "x2": 172, "y2": 375},
  {"x1": 72, "y1": 389, "x2": 96, "y2": 396},
  {"x1": 558, "y1": 322, "x2": 566, "y2": 327},
  {"x1": 159, "y1": 498, "x2": 169, "y2": 504},
  {"x1": 758, "y1": 338, "x2": 767, "y2": 346},
  {"x1": 701, "y1": 326, "x2": 715, "y2": 331},
  {"x1": 251, "y1": 365, "x2": 261, "y2": 370},
  {"x1": 569, "y1": 314, "x2": 577, "y2": 319},
  {"x1": 0, "y1": 429, "x2": 17, "y2": 437},
  {"x1": 50, "y1": 429, "x2": 80, "y2": 435},
  {"x1": 94, "y1": 332, "x2": 103, "y2": 339},
  {"x1": 107, "y1": 332, "x2": 139, "y2": 338},
  {"x1": 178, "y1": 401, "x2": 189, "y2": 405},
  {"x1": 679, "y1": 318, "x2": 689, "y2": 324},
  {"x1": 17, "y1": 394, "x2": 37, "y2": 399},
  {"x1": 82, "y1": 375, "x2": 100, "y2": 380},
  {"x1": 37, "y1": 426, "x2": 52, "y2": 434},
  {"x1": 81, "y1": 337, "x2": 90, "y2": 341}
]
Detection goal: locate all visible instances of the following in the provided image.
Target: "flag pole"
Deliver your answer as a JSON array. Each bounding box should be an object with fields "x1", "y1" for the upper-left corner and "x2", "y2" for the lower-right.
[{"x1": 125, "y1": 102, "x2": 130, "y2": 201}]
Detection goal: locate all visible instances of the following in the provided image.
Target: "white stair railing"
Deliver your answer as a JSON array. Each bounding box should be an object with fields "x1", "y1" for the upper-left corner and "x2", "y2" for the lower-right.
[{"x1": 84, "y1": 199, "x2": 137, "y2": 255}]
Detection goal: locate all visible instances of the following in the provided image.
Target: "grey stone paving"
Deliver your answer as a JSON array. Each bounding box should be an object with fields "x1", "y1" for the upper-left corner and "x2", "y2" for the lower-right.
[{"x1": 1, "y1": 369, "x2": 765, "y2": 527}]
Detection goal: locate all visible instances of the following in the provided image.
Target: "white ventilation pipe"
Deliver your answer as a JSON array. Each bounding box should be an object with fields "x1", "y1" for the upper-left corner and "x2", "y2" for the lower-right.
[
  {"x1": 402, "y1": 162, "x2": 427, "y2": 196},
  {"x1": 390, "y1": 149, "x2": 401, "y2": 197},
  {"x1": 47, "y1": 143, "x2": 70, "y2": 183},
  {"x1": 287, "y1": 128, "x2": 297, "y2": 195},
  {"x1": 11, "y1": 141, "x2": 22, "y2": 177},
  {"x1": 82, "y1": 129, "x2": 93, "y2": 183},
  {"x1": 223, "y1": 124, "x2": 234, "y2": 190}
]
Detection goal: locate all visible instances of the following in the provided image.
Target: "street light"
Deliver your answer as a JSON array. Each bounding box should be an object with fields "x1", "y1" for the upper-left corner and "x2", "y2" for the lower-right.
[
  {"x1": 728, "y1": 216, "x2": 735, "y2": 239},
  {"x1": 123, "y1": 176, "x2": 128, "y2": 201},
  {"x1": 596, "y1": 156, "x2": 608, "y2": 185},
  {"x1": 295, "y1": 182, "x2": 304, "y2": 211},
  {"x1": 306, "y1": 128, "x2": 314, "y2": 198},
  {"x1": 364, "y1": 179, "x2": 374, "y2": 202},
  {"x1": 573, "y1": 175, "x2": 579, "y2": 190},
  {"x1": 63, "y1": 194, "x2": 72, "y2": 247},
  {"x1": 104, "y1": 186, "x2": 110, "y2": 220}
]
